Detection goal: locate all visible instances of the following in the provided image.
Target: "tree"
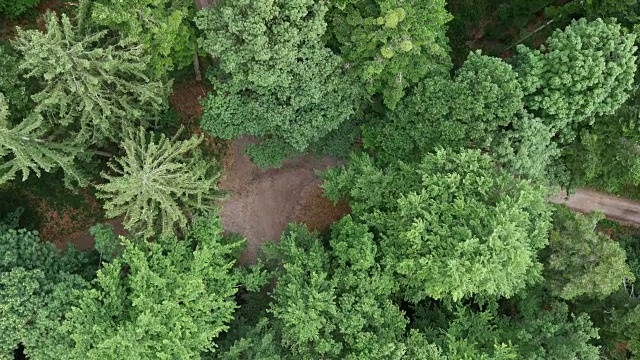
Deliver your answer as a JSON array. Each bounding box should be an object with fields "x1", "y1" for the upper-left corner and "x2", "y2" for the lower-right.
[
  {"x1": 0, "y1": 93, "x2": 86, "y2": 188},
  {"x1": 0, "y1": 46, "x2": 28, "y2": 121},
  {"x1": 63, "y1": 217, "x2": 240, "y2": 359},
  {"x1": 96, "y1": 127, "x2": 224, "y2": 239},
  {"x1": 12, "y1": 12, "x2": 171, "y2": 146},
  {"x1": 546, "y1": 0, "x2": 639, "y2": 26},
  {"x1": 362, "y1": 51, "x2": 558, "y2": 180},
  {"x1": 89, "y1": 0, "x2": 196, "y2": 78},
  {"x1": 327, "y1": 0, "x2": 452, "y2": 109},
  {"x1": 496, "y1": 289, "x2": 601, "y2": 360},
  {"x1": 0, "y1": 0, "x2": 40, "y2": 19},
  {"x1": 196, "y1": 0, "x2": 360, "y2": 158},
  {"x1": 217, "y1": 219, "x2": 516, "y2": 360},
  {"x1": 323, "y1": 150, "x2": 550, "y2": 302},
  {"x1": 544, "y1": 207, "x2": 634, "y2": 300},
  {"x1": 323, "y1": 149, "x2": 552, "y2": 302},
  {"x1": 562, "y1": 104, "x2": 640, "y2": 193},
  {"x1": 219, "y1": 219, "x2": 411, "y2": 359},
  {"x1": 0, "y1": 220, "x2": 96, "y2": 360},
  {"x1": 515, "y1": 18, "x2": 637, "y2": 143}
]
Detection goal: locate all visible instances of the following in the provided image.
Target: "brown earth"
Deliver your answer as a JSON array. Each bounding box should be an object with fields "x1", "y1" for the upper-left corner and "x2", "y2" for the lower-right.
[
  {"x1": 549, "y1": 189, "x2": 640, "y2": 227},
  {"x1": 218, "y1": 137, "x2": 349, "y2": 264},
  {"x1": 61, "y1": 218, "x2": 127, "y2": 250},
  {"x1": 27, "y1": 188, "x2": 103, "y2": 246}
]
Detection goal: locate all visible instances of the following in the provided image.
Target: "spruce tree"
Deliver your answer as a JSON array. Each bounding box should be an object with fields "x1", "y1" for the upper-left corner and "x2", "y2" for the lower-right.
[
  {"x1": 12, "y1": 12, "x2": 171, "y2": 146},
  {"x1": 0, "y1": 94, "x2": 86, "y2": 188},
  {"x1": 96, "y1": 127, "x2": 224, "y2": 239}
]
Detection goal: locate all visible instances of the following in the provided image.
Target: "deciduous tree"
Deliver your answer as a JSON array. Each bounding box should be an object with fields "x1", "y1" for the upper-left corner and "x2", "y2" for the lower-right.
[
  {"x1": 544, "y1": 207, "x2": 634, "y2": 300},
  {"x1": 327, "y1": 0, "x2": 452, "y2": 109},
  {"x1": 323, "y1": 149, "x2": 552, "y2": 302},
  {"x1": 63, "y1": 217, "x2": 240, "y2": 359},
  {"x1": 362, "y1": 51, "x2": 557, "y2": 180},
  {"x1": 0, "y1": 221, "x2": 95, "y2": 360},
  {"x1": 515, "y1": 18, "x2": 637, "y2": 143},
  {"x1": 196, "y1": 0, "x2": 360, "y2": 157}
]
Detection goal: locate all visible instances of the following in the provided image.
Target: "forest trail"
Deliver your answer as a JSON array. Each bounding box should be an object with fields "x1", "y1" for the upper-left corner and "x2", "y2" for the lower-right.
[{"x1": 549, "y1": 189, "x2": 640, "y2": 226}]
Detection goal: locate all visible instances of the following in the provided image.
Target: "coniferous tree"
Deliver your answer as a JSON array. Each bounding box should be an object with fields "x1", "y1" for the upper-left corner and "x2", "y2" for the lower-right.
[
  {"x1": 0, "y1": 94, "x2": 86, "y2": 188},
  {"x1": 0, "y1": 46, "x2": 28, "y2": 121},
  {"x1": 12, "y1": 12, "x2": 171, "y2": 146},
  {"x1": 96, "y1": 127, "x2": 224, "y2": 239}
]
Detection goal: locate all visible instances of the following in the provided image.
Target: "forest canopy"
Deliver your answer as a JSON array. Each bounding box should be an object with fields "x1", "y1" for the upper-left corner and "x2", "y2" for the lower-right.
[{"x1": 2, "y1": 0, "x2": 640, "y2": 359}]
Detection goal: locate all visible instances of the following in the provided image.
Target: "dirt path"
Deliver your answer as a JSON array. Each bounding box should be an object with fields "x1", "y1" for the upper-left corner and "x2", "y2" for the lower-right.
[
  {"x1": 218, "y1": 137, "x2": 348, "y2": 264},
  {"x1": 549, "y1": 189, "x2": 640, "y2": 227}
]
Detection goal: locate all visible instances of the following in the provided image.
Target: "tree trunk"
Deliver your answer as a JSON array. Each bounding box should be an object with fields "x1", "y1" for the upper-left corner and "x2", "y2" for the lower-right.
[{"x1": 194, "y1": 49, "x2": 202, "y2": 82}]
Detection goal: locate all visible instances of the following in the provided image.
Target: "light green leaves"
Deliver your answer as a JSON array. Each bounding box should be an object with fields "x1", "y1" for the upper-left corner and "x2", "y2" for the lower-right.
[
  {"x1": 328, "y1": 0, "x2": 452, "y2": 109},
  {"x1": 63, "y1": 217, "x2": 239, "y2": 359},
  {"x1": 324, "y1": 149, "x2": 552, "y2": 302},
  {"x1": 545, "y1": 207, "x2": 634, "y2": 300},
  {"x1": 90, "y1": 0, "x2": 196, "y2": 78},
  {"x1": 516, "y1": 18, "x2": 637, "y2": 143},
  {"x1": 0, "y1": 93, "x2": 86, "y2": 188}
]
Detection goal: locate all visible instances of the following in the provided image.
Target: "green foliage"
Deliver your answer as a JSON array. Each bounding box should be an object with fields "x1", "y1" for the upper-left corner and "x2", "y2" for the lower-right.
[
  {"x1": 270, "y1": 220, "x2": 408, "y2": 359},
  {"x1": 608, "y1": 303, "x2": 640, "y2": 357},
  {"x1": 89, "y1": 223, "x2": 120, "y2": 262},
  {"x1": 245, "y1": 139, "x2": 297, "y2": 170},
  {"x1": 547, "y1": 0, "x2": 639, "y2": 25},
  {"x1": 0, "y1": 94, "x2": 87, "y2": 188},
  {"x1": 13, "y1": 12, "x2": 171, "y2": 146},
  {"x1": 96, "y1": 127, "x2": 224, "y2": 239},
  {"x1": 218, "y1": 219, "x2": 470, "y2": 359},
  {"x1": 544, "y1": 207, "x2": 634, "y2": 300},
  {"x1": 90, "y1": 0, "x2": 196, "y2": 78},
  {"x1": 308, "y1": 119, "x2": 361, "y2": 160},
  {"x1": 363, "y1": 51, "x2": 557, "y2": 180},
  {"x1": 563, "y1": 104, "x2": 640, "y2": 193},
  {"x1": 497, "y1": 289, "x2": 601, "y2": 360},
  {"x1": 0, "y1": 46, "x2": 28, "y2": 121},
  {"x1": 323, "y1": 149, "x2": 552, "y2": 302},
  {"x1": 63, "y1": 217, "x2": 240, "y2": 359},
  {"x1": 0, "y1": 0, "x2": 39, "y2": 19},
  {"x1": 197, "y1": 0, "x2": 360, "y2": 153},
  {"x1": 0, "y1": 226, "x2": 95, "y2": 360},
  {"x1": 327, "y1": 0, "x2": 452, "y2": 109},
  {"x1": 515, "y1": 18, "x2": 638, "y2": 143}
]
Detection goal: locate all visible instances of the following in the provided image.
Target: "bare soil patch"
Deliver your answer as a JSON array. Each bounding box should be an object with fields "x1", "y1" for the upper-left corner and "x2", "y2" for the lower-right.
[
  {"x1": 169, "y1": 80, "x2": 210, "y2": 126},
  {"x1": 549, "y1": 189, "x2": 640, "y2": 227},
  {"x1": 25, "y1": 188, "x2": 102, "y2": 245},
  {"x1": 219, "y1": 137, "x2": 347, "y2": 264},
  {"x1": 62, "y1": 218, "x2": 127, "y2": 251}
]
